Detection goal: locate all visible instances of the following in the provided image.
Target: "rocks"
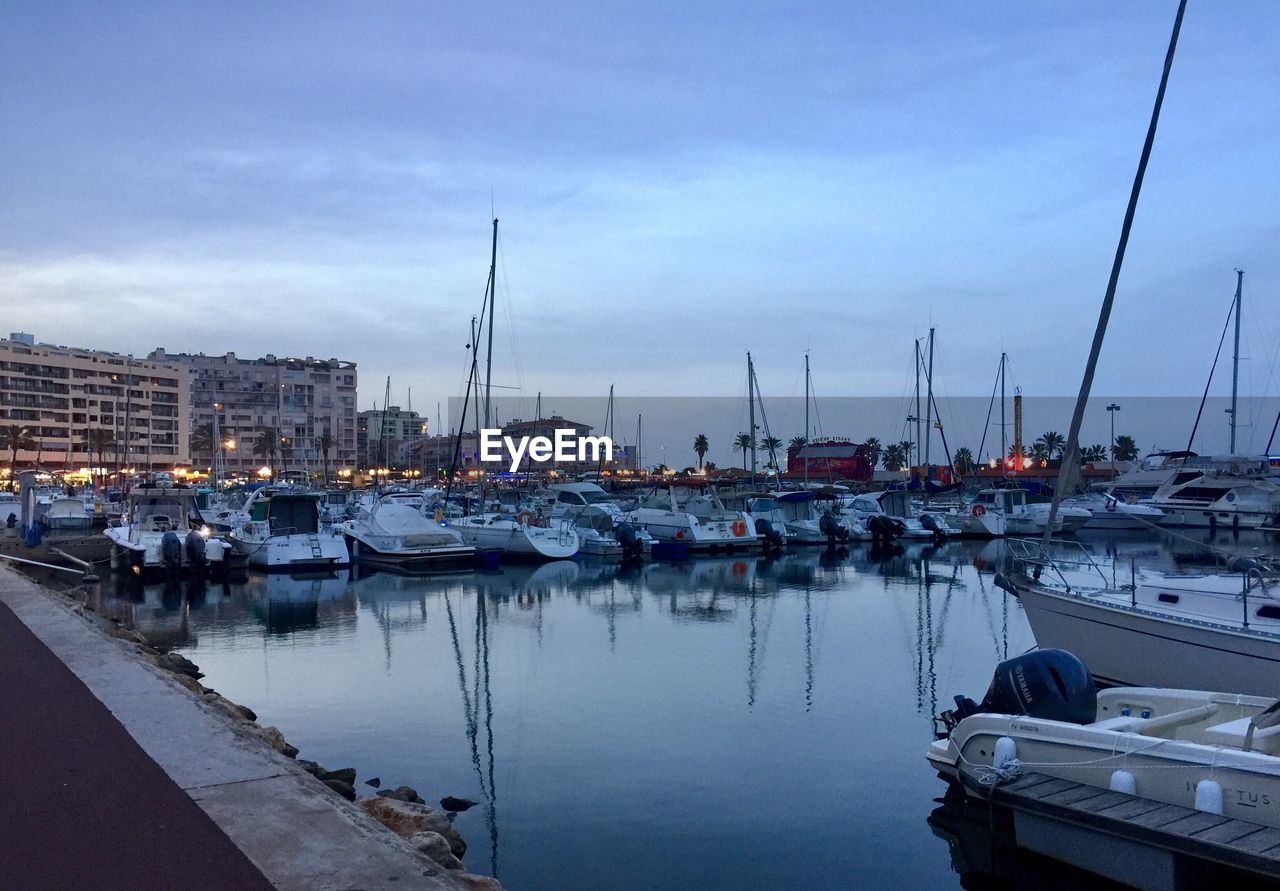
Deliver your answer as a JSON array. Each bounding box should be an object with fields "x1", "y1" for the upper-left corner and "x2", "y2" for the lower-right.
[
  {"x1": 407, "y1": 831, "x2": 463, "y2": 870},
  {"x1": 168, "y1": 672, "x2": 205, "y2": 695},
  {"x1": 323, "y1": 778, "x2": 357, "y2": 801},
  {"x1": 359, "y1": 797, "x2": 467, "y2": 858},
  {"x1": 297, "y1": 760, "x2": 323, "y2": 777},
  {"x1": 203, "y1": 693, "x2": 251, "y2": 723},
  {"x1": 377, "y1": 784, "x2": 425, "y2": 804},
  {"x1": 319, "y1": 767, "x2": 357, "y2": 786},
  {"x1": 454, "y1": 873, "x2": 504, "y2": 891},
  {"x1": 112, "y1": 627, "x2": 147, "y2": 645},
  {"x1": 156, "y1": 652, "x2": 203, "y2": 679},
  {"x1": 440, "y1": 796, "x2": 478, "y2": 813},
  {"x1": 365, "y1": 776, "x2": 381, "y2": 788},
  {"x1": 243, "y1": 724, "x2": 297, "y2": 758},
  {"x1": 230, "y1": 702, "x2": 257, "y2": 722}
]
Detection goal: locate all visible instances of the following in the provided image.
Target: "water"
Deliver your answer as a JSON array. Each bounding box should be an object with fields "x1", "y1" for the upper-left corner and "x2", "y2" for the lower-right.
[{"x1": 93, "y1": 531, "x2": 1278, "y2": 889}]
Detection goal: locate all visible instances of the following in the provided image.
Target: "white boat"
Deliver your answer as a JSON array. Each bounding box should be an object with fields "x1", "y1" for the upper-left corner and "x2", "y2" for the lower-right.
[
  {"x1": 318, "y1": 489, "x2": 356, "y2": 526},
  {"x1": 340, "y1": 498, "x2": 474, "y2": 571},
  {"x1": 0, "y1": 491, "x2": 19, "y2": 526},
  {"x1": 1151, "y1": 471, "x2": 1280, "y2": 530},
  {"x1": 942, "y1": 491, "x2": 1009, "y2": 537},
  {"x1": 1067, "y1": 491, "x2": 1166, "y2": 531},
  {"x1": 847, "y1": 491, "x2": 947, "y2": 540},
  {"x1": 944, "y1": 489, "x2": 1086, "y2": 537},
  {"x1": 717, "y1": 491, "x2": 790, "y2": 548},
  {"x1": 929, "y1": 651, "x2": 1280, "y2": 830},
  {"x1": 229, "y1": 490, "x2": 349, "y2": 571},
  {"x1": 455, "y1": 511, "x2": 579, "y2": 560},
  {"x1": 104, "y1": 484, "x2": 231, "y2": 575},
  {"x1": 570, "y1": 504, "x2": 652, "y2": 559},
  {"x1": 546, "y1": 482, "x2": 616, "y2": 520},
  {"x1": 622, "y1": 482, "x2": 761, "y2": 553},
  {"x1": 45, "y1": 496, "x2": 92, "y2": 530},
  {"x1": 998, "y1": 539, "x2": 1280, "y2": 695},
  {"x1": 774, "y1": 490, "x2": 840, "y2": 545}
]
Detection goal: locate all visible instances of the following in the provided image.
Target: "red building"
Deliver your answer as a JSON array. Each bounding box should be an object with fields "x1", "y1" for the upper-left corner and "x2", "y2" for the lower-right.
[{"x1": 785, "y1": 438, "x2": 873, "y2": 482}]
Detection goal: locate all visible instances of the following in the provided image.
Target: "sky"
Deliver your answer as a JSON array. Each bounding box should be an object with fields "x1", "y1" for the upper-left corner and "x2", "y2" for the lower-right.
[{"x1": 2, "y1": 2, "x2": 1278, "y2": 463}]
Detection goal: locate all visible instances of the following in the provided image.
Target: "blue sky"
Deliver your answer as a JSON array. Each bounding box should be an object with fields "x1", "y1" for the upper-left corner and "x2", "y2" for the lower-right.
[{"x1": 2, "y1": 2, "x2": 1278, "y2": 456}]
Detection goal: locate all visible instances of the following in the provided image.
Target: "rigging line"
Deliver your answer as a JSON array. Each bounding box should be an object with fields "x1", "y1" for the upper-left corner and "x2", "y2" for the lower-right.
[
  {"x1": 1184, "y1": 298, "x2": 1235, "y2": 454},
  {"x1": 976, "y1": 356, "x2": 1001, "y2": 465}
]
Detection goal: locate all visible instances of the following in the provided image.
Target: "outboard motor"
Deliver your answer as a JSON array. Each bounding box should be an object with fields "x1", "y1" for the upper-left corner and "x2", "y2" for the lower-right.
[
  {"x1": 936, "y1": 649, "x2": 1097, "y2": 738},
  {"x1": 615, "y1": 521, "x2": 643, "y2": 559},
  {"x1": 160, "y1": 531, "x2": 183, "y2": 572},
  {"x1": 754, "y1": 518, "x2": 785, "y2": 550},
  {"x1": 184, "y1": 529, "x2": 209, "y2": 571},
  {"x1": 819, "y1": 512, "x2": 848, "y2": 544},
  {"x1": 919, "y1": 513, "x2": 946, "y2": 538}
]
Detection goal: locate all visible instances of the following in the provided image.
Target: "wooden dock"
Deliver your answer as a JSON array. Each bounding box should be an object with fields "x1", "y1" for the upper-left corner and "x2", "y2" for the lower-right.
[{"x1": 983, "y1": 772, "x2": 1280, "y2": 890}]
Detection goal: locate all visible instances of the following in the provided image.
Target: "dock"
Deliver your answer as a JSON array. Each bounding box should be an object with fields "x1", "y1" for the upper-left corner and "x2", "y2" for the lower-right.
[{"x1": 983, "y1": 771, "x2": 1280, "y2": 890}]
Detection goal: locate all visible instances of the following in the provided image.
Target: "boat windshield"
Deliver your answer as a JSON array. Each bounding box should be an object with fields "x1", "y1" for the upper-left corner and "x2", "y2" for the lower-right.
[
  {"x1": 582, "y1": 490, "x2": 612, "y2": 504},
  {"x1": 132, "y1": 497, "x2": 186, "y2": 532}
]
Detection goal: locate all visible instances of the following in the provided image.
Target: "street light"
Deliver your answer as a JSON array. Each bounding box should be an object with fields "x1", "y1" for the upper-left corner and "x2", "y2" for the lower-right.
[{"x1": 1106, "y1": 403, "x2": 1121, "y2": 470}]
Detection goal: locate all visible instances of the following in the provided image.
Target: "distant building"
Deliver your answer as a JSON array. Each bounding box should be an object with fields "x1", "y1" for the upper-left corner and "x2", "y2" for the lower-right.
[
  {"x1": 497, "y1": 416, "x2": 603, "y2": 474},
  {"x1": 1, "y1": 333, "x2": 191, "y2": 472},
  {"x1": 411, "y1": 433, "x2": 481, "y2": 478},
  {"x1": 148, "y1": 349, "x2": 357, "y2": 478},
  {"x1": 357, "y1": 405, "x2": 426, "y2": 469},
  {"x1": 786, "y1": 438, "x2": 873, "y2": 482}
]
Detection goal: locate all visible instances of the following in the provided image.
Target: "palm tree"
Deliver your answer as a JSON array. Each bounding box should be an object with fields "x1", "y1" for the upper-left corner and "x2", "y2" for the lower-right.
[
  {"x1": 0, "y1": 425, "x2": 36, "y2": 490},
  {"x1": 318, "y1": 431, "x2": 335, "y2": 485},
  {"x1": 953, "y1": 447, "x2": 974, "y2": 475},
  {"x1": 731, "y1": 432, "x2": 754, "y2": 471},
  {"x1": 253, "y1": 427, "x2": 280, "y2": 478},
  {"x1": 1112, "y1": 435, "x2": 1139, "y2": 463},
  {"x1": 1082, "y1": 443, "x2": 1108, "y2": 463},
  {"x1": 693, "y1": 434, "x2": 709, "y2": 471},
  {"x1": 897, "y1": 440, "x2": 914, "y2": 469},
  {"x1": 85, "y1": 428, "x2": 117, "y2": 490},
  {"x1": 863, "y1": 437, "x2": 882, "y2": 470},
  {"x1": 882, "y1": 443, "x2": 907, "y2": 472},
  {"x1": 190, "y1": 422, "x2": 215, "y2": 457},
  {"x1": 760, "y1": 435, "x2": 783, "y2": 470},
  {"x1": 1035, "y1": 431, "x2": 1066, "y2": 462},
  {"x1": 789, "y1": 435, "x2": 807, "y2": 451}
]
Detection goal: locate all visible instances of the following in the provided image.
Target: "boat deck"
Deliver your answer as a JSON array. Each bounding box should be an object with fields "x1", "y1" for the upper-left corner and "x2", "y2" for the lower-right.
[{"x1": 984, "y1": 771, "x2": 1280, "y2": 889}]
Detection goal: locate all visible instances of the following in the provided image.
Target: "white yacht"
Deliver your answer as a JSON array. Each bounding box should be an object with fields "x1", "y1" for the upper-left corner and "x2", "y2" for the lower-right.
[
  {"x1": 546, "y1": 482, "x2": 617, "y2": 520},
  {"x1": 774, "y1": 491, "x2": 836, "y2": 545},
  {"x1": 1066, "y1": 491, "x2": 1166, "y2": 531},
  {"x1": 929, "y1": 651, "x2": 1280, "y2": 830},
  {"x1": 622, "y1": 483, "x2": 761, "y2": 554},
  {"x1": 229, "y1": 490, "x2": 349, "y2": 571},
  {"x1": 454, "y1": 511, "x2": 580, "y2": 560},
  {"x1": 944, "y1": 489, "x2": 1087, "y2": 537},
  {"x1": 105, "y1": 484, "x2": 231, "y2": 575},
  {"x1": 340, "y1": 498, "x2": 475, "y2": 571},
  {"x1": 847, "y1": 491, "x2": 948, "y2": 540},
  {"x1": 1150, "y1": 470, "x2": 1280, "y2": 530},
  {"x1": 996, "y1": 541, "x2": 1280, "y2": 696},
  {"x1": 570, "y1": 504, "x2": 652, "y2": 559},
  {"x1": 718, "y1": 491, "x2": 790, "y2": 548},
  {"x1": 46, "y1": 495, "x2": 92, "y2": 530}
]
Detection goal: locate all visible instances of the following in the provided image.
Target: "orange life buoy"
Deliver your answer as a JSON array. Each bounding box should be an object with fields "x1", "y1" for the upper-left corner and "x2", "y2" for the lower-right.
[
  {"x1": 731, "y1": 519, "x2": 747, "y2": 537},
  {"x1": 516, "y1": 510, "x2": 535, "y2": 527},
  {"x1": 972, "y1": 503, "x2": 987, "y2": 518}
]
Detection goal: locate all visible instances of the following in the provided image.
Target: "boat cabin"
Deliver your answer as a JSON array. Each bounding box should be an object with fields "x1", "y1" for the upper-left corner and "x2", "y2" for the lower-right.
[
  {"x1": 250, "y1": 494, "x2": 321, "y2": 535},
  {"x1": 973, "y1": 488, "x2": 1028, "y2": 514}
]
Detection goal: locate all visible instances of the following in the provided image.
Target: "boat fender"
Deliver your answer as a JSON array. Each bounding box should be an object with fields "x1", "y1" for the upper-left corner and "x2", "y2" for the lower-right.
[
  {"x1": 731, "y1": 519, "x2": 747, "y2": 537},
  {"x1": 994, "y1": 736, "x2": 1017, "y2": 772},
  {"x1": 1195, "y1": 780, "x2": 1223, "y2": 815},
  {"x1": 1109, "y1": 770, "x2": 1136, "y2": 795}
]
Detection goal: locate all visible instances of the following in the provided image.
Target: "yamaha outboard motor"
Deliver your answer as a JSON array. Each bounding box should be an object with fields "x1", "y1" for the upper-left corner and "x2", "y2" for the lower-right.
[
  {"x1": 184, "y1": 530, "x2": 208, "y2": 571},
  {"x1": 866, "y1": 514, "x2": 899, "y2": 544},
  {"x1": 755, "y1": 518, "x2": 785, "y2": 550},
  {"x1": 936, "y1": 649, "x2": 1096, "y2": 737},
  {"x1": 919, "y1": 513, "x2": 946, "y2": 538},
  {"x1": 160, "y1": 531, "x2": 183, "y2": 572},
  {"x1": 615, "y1": 521, "x2": 643, "y2": 559},
  {"x1": 819, "y1": 512, "x2": 848, "y2": 544}
]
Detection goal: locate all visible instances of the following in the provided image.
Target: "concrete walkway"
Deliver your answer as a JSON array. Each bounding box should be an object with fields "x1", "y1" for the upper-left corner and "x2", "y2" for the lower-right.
[{"x1": 0, "y1": 564, "x2": 465, "y2": 890}]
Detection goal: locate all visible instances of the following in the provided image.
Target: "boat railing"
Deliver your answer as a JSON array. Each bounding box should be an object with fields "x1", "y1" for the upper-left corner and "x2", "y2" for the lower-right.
[{"x1": 1005, "y1": 536, "x2": 1109, "y2": 591}]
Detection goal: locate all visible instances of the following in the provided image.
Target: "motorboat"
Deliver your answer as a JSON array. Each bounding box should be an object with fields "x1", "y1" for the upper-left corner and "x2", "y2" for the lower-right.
[
  {"x1": 45, "y1": 496, "x2": 92, "y2": 530},
  {"x1": 929, "y1": 650, "x2": 1280, "y2": 830},
  {"x1": 340, "y1": 497, "x2": 475, "y2": 571},
  {"x1": 0, "y1": 491, "x2": 19, "y2": 526},
  {"x1": 318, "y1": 489, "x2": 356, "y2": 526},
  {"x1": 773, "y1": 490, "x2": 842, "y2": 545},
  {"x1": 104, "y1": 484, "x2": 231, "y2": 575},
  {"x1": 847, "y1": 491, "x2": 948, "y2": 540},
  {"x1": 1066, "y1": 491, "x2": 1166, "y2": 531},
  {"x1": 570, "y1": 504, "x2": 651, "y2": 559},
  {"x1": 621, "y1": 482, "x2": 761, "y2": 553},
  {"x1": 944, "y1": 489, "x2": 1086, "y2": 537},
  {"x1": 546, "y1": 482, "x2": 618, "y2": 520},
  {"x1": 1150, "y1": 470, "x2": 1280, "y2": 530},
  {"x1": 717, "y1": 491, "x2": 790, "y2": 548},
  {"x1": 228, "y1": 489, "x2": 349, "y2": 571},
  {"x1": 995, "y1": 540, "x2": 1280, "y2": 696},
  {"x1": 454, "y1": 511, "x2": 579, "y2": 560}
]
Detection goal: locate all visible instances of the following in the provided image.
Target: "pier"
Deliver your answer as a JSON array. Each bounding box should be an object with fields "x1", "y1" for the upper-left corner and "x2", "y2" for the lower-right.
[{"x1": 982, "y1": 772, "x2": 1280, "y2": 890}]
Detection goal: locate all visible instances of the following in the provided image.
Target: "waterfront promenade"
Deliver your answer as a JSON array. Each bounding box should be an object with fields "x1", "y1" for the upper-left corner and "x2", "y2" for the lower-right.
[{"x1": 0, "y1": 564, "x2": 467, "y2": 890}]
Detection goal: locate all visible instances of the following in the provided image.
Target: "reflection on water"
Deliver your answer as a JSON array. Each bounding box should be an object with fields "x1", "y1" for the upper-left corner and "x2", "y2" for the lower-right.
[{"x1": 88, "y1": 529, "x2": 1280, "y2": 890}]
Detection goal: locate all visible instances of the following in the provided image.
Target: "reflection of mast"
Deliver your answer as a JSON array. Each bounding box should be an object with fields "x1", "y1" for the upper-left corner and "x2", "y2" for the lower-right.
[
  {"x1": 804, "y1": 587, "x2": 813, "y2": 712},
  {"x1": 477, "y1": 593, "x2": 498, "y2": 878},
  {"x1": 747, "y1": 590, "x2": 758, "y2": 709}
]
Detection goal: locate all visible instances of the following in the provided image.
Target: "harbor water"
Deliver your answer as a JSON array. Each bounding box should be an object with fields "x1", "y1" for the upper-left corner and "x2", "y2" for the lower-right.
[{"x1": 97, "y1": 531, "x2": 1278, "y2": 889}]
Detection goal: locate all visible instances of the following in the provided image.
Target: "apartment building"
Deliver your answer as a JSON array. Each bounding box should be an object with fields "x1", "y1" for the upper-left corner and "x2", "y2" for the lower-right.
[
  {"x1": 148, "y1": 349, "x2": 358, "y2": 478},
  {"x1": 356, "y1": 405, "x2": 426, "y2": 468},
  {"x1": 0, "y1": 332, "x2": 190, "y2": 471}
]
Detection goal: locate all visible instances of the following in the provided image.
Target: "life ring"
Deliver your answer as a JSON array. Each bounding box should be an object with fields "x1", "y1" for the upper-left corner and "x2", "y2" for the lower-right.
[
  {"x1": 972, "y1": 503, "x2": 987, "y2": 518},
  {"x1": 731, "y1": 520, "x2": 747, "y2": 537},
  {"x1": 1126, "y1": 495, "x2": 1137, "y2": 506},
  {"x1": 516, "y1": 511, "x2": 535, "y2": 527}
]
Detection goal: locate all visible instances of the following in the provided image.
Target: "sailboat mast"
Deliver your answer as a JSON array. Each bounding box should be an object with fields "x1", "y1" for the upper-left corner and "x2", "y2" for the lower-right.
[
  {"x1": 637, "y1": 413, "x2": 643, "y2": 476},
  {"x1": 804, "y1": 353, "x2": 810, "y2": 485},
  {"x1": 747, "y1": 352, "x2": 757, "y2": 477},
  {"x1": 999, "y1": 353, "x2": 1007, "y2": 468},
  {"x1": 913, "y1": 340, "x2": 921, "y2": 469},
  {"x1": 471, "y1": 317, "x2": 481, "y2": 445},
  {"x1": 923, "y1": 328, "x2": 935, "y2": 470},
  {"x1": 484, "y1": 218, "x2": 498, "y2": 429},
  {"x1": 1230, "y1": 269, "x2": 1244, "y2": 453}
]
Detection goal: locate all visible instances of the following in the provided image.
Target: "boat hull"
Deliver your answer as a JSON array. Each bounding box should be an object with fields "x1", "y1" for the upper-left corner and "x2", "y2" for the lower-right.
[{"x1": 232, "y1": 532, "x2": 351, "y2": 571}]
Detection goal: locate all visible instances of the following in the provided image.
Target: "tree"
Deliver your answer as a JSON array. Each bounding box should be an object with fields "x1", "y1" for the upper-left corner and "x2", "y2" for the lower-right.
[
  {"x1": 760, "y1": 435, "x2": 783, "y2": 469},
  {"x1": 731, "y1": 432, "x2": 754, "y2": 471},
  {"x1": 253, "y1": 427, "x2": 281, "y2": 478},
  {"x1": 703, "y1": 461, "x2": 717, "y2": 472},
  {"x1": 1112, "y1": 435, "x2": 1139, "y2": 462},
  {"x1": 1035, "y1": 431, "x2": 1066, "y2": 462},
  {"x1": 863, "y1": 437, "x2": 882, "y2": 470},
  {"x1": 897, "y1": 440, "x2": 914, "y2": 469},
  {"x1": 953, "y1": 447, "x2": 974, "y2": 475},
  {"x1": 693, "y1": 434, "x2": 709, "y2": 471},
  {"x1": 789, "y1": 435, "x2": 808, "y2": 451},
  {"x1": 190, "y1": 422, "x2": 215, "y2": 457},
  {"x1": 85, "y1": 428, "x2": 117, "y2": 490},
  {"x1": 318, "y1": 431, "x2": 335, "y2": 485},
  {"x1": 882, "y1": 443, "x2": 907, "y2": 472},
  {"x1": 0, "y1": 425, "x2": 36, "y2": 490},
  {"x1": 1082, "y1": 443, "x2": 1108, "y2": 463}
]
